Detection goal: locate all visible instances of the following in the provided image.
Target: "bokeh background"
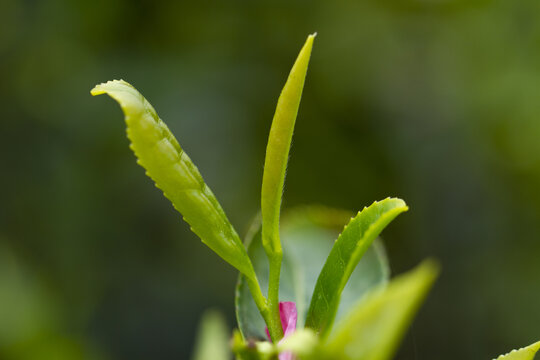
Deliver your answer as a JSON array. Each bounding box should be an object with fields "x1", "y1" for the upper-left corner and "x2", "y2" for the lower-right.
[{"x1": 1, "y1": 0, "x2": 540, "y2": 359}]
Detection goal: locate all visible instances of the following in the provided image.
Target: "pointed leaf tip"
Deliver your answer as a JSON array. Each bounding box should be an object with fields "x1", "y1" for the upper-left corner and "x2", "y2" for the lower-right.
[{"x1": 261, "y1": 34, "x2": 316, "y2": 256}]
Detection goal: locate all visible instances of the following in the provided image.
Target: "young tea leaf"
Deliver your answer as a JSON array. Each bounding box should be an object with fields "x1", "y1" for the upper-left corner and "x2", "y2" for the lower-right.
[
  {"x1": 495, "y1": 341, "x2": 540, "y2": 360},
  {"x1": 261, "y1": 33, "x2": 315, "y2": 256},
  {"x1": 191, "y1": 310, "x2": 230, "y2": 360},
  {"x1": 305, "y1": 198, "x2": 408, "y2": 336},
  {"x1": 261, "y1": 33, "x2": 316, "y2": 342},
  {"x1": 235, "y1": 206, "x2": 390, "y2": 339},
  {"x1": 322, "y1": 260, "x2": 439, "y2": 360},
  {"x1": 91, "y1": 80, "x2": 256, "y2": 281}
]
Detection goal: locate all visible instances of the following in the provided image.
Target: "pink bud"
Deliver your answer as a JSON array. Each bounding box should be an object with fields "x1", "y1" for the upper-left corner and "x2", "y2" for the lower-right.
[{"x1": 265, "y1": 301, "x2": 297, "y2": 360}]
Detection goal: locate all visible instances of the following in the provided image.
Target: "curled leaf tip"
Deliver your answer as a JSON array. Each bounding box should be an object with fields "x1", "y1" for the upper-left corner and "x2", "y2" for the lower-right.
[
  {"x1": 91, "y1": 79, "x2": 131, "y2": 96},
  {"x1": 90, "y1": 79, "x2": 257, "y2": 281}
]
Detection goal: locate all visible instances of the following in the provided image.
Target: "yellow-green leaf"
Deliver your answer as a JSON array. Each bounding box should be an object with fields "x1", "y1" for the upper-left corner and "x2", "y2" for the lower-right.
[
  {"x1": 91, "y1": 80, "x2": 256, "y2": 281},
  {"x1": 305, "y1": 198, "x2": 408, "y2": 336},
  {"x1": 495, "y1": 341, "x2": 540, "y2": 360},
  {"x1": 322, "y1": 260, "x2": 439, "y2": 360},
  {"x1": 235, "y1": 207, "x2": 389, "y2": 340},
  {"x1": 260, "y1": 33, "x2": 316, "y2": 342},
  {"x1": 261, "y1": 33, "x2": 315, "y2": 256}
]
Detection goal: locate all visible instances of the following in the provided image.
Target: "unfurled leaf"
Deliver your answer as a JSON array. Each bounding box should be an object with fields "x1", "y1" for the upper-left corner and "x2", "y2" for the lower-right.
[
  {"x1": 322, "y1": 260, "x2": 439, "y2": 360},
  {"x1": 236, "y1": 207, "x2": 389, "y2": 339},
  {"x1": 91, "y1": 80, "x2": 256, "y2": 281},
  {"x1": 495, "y1": 341, "x2": 540, "y2": 360},
  {"x1": 191, "y1": 310, "x2": 230, "y2": 360},
  {"x1": 305, "y1": 198, "x2": 408, "y2": 336},
  {"x1": 261, "y1": 34, "x2": 315, "y2": 256}
]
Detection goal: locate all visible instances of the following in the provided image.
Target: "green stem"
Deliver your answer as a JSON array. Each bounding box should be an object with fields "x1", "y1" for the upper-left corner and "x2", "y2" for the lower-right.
[
  {"x1": 245, "y1": 274, "x2": 276, "y2": 338},
  {"x1": 267, "y1": 250, "x2": 284, "y2": 342}
]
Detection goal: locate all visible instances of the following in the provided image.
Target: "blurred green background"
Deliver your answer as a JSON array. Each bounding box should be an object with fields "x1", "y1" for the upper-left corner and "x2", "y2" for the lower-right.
[{"x1": 1, "y1": 0, "x2": 539, "y2": 359}]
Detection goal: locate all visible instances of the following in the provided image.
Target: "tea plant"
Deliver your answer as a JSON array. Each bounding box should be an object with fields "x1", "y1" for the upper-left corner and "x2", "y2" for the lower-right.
[{"x1": 92, "y1": 34, "x2": 539, "y2": 360}]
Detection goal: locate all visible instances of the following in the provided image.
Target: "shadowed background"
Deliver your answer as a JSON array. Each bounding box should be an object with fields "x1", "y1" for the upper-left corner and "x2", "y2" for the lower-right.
[{"x1": 1, "y1": 0, "x2": 539, "y2": 359}]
